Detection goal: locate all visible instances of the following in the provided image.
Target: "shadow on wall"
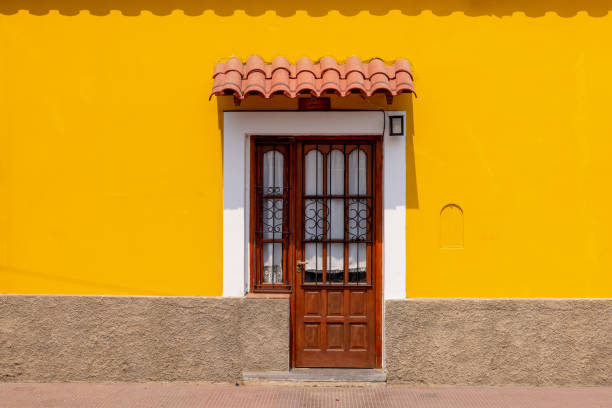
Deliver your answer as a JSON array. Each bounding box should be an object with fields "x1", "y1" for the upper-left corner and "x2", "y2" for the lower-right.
[
  {"x1": 214, "y1": 92, "x2": 420, "y2": 209},
  {"x1": 3, "y1": 0, "x2": 612, "y2": 17}
]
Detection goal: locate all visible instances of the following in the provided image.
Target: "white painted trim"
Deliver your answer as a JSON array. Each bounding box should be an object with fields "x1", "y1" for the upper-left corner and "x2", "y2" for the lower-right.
[
  {"x1": 222, "y1": 111, "x2": 406, "y2": 300},
  {"x1": 382, "y1": 114, "x2": 407, "y2": 300}
]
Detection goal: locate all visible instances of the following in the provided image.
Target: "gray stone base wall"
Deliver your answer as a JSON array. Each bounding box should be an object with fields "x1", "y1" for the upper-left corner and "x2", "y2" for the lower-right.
[
  {"x1": 0, "y1": 295, "x2": 289, "y2": 383},
  {"x1": 3, "y1": 296, "x2": 610, "y2": 385},
  {"x1": 385, "y1": 299, "x2": 612, "y2": 385}
]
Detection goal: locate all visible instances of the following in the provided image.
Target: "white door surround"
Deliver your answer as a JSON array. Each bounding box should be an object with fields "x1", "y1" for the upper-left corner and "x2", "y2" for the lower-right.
[{"x1": 222, "y1": 111, "x2": 407, "y2": 300}]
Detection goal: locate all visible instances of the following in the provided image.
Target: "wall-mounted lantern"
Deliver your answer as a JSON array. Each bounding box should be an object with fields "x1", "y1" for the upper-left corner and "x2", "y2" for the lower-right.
[{"x1": 389, "y1": 115, "x2": 404, "y2": 136}]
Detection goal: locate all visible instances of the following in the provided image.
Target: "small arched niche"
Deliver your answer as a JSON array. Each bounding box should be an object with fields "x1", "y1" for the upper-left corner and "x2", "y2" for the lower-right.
[{"x1": 440, "y1": 204, "x2": 464, "y2": 249}]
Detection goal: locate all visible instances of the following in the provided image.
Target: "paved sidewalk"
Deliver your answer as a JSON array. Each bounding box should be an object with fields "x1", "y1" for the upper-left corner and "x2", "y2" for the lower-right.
[{"x1": 0, "y1": 383, "x2": 610, "y2": 408}]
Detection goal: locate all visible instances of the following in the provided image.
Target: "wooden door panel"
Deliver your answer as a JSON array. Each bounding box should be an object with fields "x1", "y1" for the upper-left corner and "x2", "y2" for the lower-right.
[
  {"x1": 349, "y1": 323, "x2": 369, "y2": 350},
  {"x1": 294, "y1": 138, "x2": 381, "y2": 368},
  {"x1": 300, "y1": 349, "x2": 371, "y2": 368},
  {"x1": 327, "y1": 291, "x2": 343, "y2": 316},
  {"x1": 350, "y1": 291, "x2": 366, "y2": 316},
  {"x1": 326, "y1": 323, "x2": 344, "y2": 349},
  {"x1": 304, "y1": 323, "x2": 321, "y2": 350},
  {"x1": 304, "y1": 291, "x2": 321, "y2": 316}
]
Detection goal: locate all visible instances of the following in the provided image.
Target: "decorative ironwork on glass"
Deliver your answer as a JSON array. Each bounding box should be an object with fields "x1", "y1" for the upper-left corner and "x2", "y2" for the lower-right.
[
  {"x1": 348, "y1": 148, "x2": 368, "y2": 282},
  {"x1": 304, "y1": 199, "x2": 327, "y2": 241},
  {"x1": 326, "y1": 149, "x2": 345, "y2": 283},
  {"x1": 299, "y1": 144, "x2": 373, "y2": 285},
  {"x1": 348, "y1": 198, "x2": 370, "y2": 241},
  {"x1": 303, "y1": 149, "x2": 324, "y2": 283},
  {"x1": 327, "y1": 149, "x2": 344, "y2": 240},
  {"x1": 262, "y1": 198, "x2": 284, "y2": 240},
  {"x1": 261, "y1": 149, "x2": 285, "y2": 284}
]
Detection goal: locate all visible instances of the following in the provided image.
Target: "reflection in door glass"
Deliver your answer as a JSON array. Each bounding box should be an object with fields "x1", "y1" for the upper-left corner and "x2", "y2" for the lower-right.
[
  {"x1": 348, "y1": 148, "x2": 368, "y2": 283},
  {"x1": 301, "y1": 145, "x2": 371, "y2": 284},
  {"x1": 263, "y1": 150, "x2": 284, "y2": 194},
  {"x1": 262, "y1": 150, "x2": 284, "y2": 283},
  {"x1": 304, "y1": 243, "x2": 323, "y2": 282},
  {"x1": 263, "y1": 243, "x2": 283, "y2": 283},
  {"x1": 304, "y1": 150, "x2": 323, "y2": 195},
  {"x1": 348, "y1": 149, "x2": 367, "y2": 195},
  {"x1": 348, "y1": 198, "x2": 368, "y2": 241},
  {"x1": 327, "y1": 243, "x2": 344, "y2": 282},
  {"x1": 304, "y1": 199, "x2": 324, "y2": 241},
  {"x1": 327, "y1": 149, "x2": 344, "y2": 194},
  {"x1": 326, "y1": 149, "x2": 345, "y2": 282},
  {"x1": 303, "y1": 148, "x2": 324, "y2": 283},
  {"x1": 348, "y1": 243, "x2": 366, "y2": 283}
]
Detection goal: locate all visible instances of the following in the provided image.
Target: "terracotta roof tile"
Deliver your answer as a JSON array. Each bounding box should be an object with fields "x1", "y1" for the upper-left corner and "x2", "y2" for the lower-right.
[{"x1": 210, "y1": 56, "x2": 415, "y2": 100}]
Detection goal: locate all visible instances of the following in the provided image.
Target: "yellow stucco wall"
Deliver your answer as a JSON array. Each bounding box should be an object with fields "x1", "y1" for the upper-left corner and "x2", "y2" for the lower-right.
[{"x1": 1, "y1": 1, "x2": 611, "y2": 297}]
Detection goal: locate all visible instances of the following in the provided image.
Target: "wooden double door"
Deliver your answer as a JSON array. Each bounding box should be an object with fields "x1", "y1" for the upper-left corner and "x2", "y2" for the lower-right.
[{"x1": 251, "y1": 136, "x2": 382, "y2": 368}]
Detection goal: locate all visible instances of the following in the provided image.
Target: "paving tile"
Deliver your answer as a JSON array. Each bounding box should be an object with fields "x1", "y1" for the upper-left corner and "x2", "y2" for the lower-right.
[{"x1": 0, "y1": 383, "x2": 611, "y2": 408}]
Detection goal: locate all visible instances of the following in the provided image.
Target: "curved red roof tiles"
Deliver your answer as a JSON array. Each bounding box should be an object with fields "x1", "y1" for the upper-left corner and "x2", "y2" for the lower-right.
[{"x1": 210, "y1": 56, "x2": 415, "y2": 100}]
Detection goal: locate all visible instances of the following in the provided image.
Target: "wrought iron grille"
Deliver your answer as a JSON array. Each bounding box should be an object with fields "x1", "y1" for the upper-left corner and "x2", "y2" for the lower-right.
[
  {"x1": 251, "y1": 138, "x2": 378, "y2": 292},
  {"x1": 252, "y1": 141, "x2": 292, "y2": 292},
  {"x1": 301, "y1": 142, "x2": 375, "y2": 285}
]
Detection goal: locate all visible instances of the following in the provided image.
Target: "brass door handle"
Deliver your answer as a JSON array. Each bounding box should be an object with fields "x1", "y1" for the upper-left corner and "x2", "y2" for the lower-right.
[{"x1": 296, "y1": 260, "x2": 308, "y2": 272}]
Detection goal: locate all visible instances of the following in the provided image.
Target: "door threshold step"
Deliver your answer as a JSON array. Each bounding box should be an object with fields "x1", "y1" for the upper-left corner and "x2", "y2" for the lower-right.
[{"x1": 243, "y1": 368, "x2": 386, "y2": 383}]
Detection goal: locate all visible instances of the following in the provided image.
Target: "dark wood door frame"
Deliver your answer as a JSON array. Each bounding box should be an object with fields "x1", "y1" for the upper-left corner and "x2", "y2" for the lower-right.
[{"x1": 250, "y1": 135, "x2": 383, "y2": 369}]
